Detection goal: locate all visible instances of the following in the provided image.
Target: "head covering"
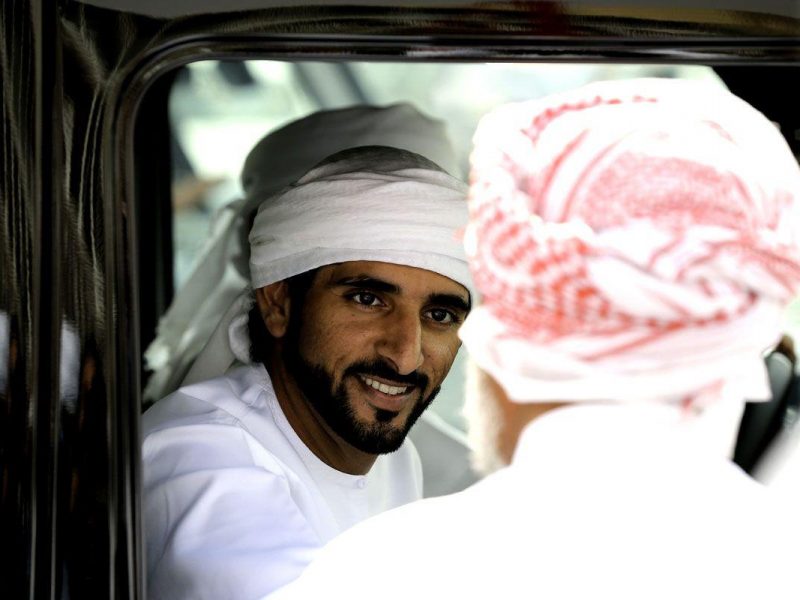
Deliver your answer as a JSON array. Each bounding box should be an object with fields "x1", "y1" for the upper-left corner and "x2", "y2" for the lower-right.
[
  {"x1": 242, "y1": 104, "x2": 460, "y2": 200},
  {"x1": 144, "y1": 104, "x2": 462, "y2": 401},
  {"x1": 182, "y1": 147, "x2": 469, "y2": 384},
  {"x1": 460, "y1": 78, "x2": 800, "y2": 409},
  {"x1": 248, "y1": 147, "x2": 471, "y2": 290}
]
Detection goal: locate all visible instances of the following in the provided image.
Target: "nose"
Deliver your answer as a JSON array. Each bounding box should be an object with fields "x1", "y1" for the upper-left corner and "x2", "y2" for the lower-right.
[{"x1": 376, "y1": 308, "x2": 424, "y2": 376}]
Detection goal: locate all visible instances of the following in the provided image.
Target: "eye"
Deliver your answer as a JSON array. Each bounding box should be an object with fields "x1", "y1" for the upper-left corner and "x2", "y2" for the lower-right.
[
  {"x1": 425, "y1": 308, "x2": 457, "y2": 324},
  {"x1": 349, "y1": 292, "x2": 383, "y2": 307}
]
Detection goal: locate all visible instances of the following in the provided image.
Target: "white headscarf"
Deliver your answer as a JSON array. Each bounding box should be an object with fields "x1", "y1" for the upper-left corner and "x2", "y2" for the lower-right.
[
  {"x1": 183, "y1": 147, "x2": 470, "y2": 386},
  {"x1": 144, "y1": 104, "x2": 462, "y2": 401},
  {"x1": 460, "y1": 78, "x2": 800, "y2": 410}
]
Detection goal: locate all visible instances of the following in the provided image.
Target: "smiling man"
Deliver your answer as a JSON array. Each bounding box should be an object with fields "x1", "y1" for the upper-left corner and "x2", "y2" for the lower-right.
[
  {"x1": 257, "y1": 260, "x2": 470, "y2": 470},
  {"x1": 141, "y1": 145, "x2": 471, "y2": 600}
]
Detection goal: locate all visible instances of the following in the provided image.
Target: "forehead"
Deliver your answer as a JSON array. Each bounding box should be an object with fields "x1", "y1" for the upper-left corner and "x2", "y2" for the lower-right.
[{"x1": 317, "y1": 260, "x2": 469, "y2": 300}]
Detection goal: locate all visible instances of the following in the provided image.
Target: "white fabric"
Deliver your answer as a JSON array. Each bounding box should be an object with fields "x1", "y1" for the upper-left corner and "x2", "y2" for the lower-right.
[
  {"x1": 142, "y1": 364, "x2": 422, "y2": 600},
  {"x1": 272, "y1": 404, "x2": 799, "y2": 600},
  {"x1": 248, "y1": 163, "x2": 470, "y2": 291},
  {"x1": 187, "y1": 154, "x2": 470, "y2": 378},
  {"x1": 144, "y1": 103, "x2": 461, "y2": 401},
  {"x1": 407, "y1": 404, "x2": 479, "y2": 498},
  {"x1": 462, "y1": 78, "x2": 800, "y2": 406},
  {"x1": 460, "y1": 303, "x2": 777, "y2": 405}
]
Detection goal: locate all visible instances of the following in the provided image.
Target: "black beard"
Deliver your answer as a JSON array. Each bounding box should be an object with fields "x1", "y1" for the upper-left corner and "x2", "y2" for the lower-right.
[{"x1": 282, "y1": 331, "x2": 439, "y2": 455}]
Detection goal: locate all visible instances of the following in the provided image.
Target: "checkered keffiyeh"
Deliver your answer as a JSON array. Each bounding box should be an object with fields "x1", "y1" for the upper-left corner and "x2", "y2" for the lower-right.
[{"x1": 460, "y1": 78, "x2": 800, "y2": 406}]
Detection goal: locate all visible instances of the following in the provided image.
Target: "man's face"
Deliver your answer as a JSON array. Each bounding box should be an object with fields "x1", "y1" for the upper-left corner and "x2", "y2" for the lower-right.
[{"x1": 282, "y1": 260, "x2": 470, "y2": 454}]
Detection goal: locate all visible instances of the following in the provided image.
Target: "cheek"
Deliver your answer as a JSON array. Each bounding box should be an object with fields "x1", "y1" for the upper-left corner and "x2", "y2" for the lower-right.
[
  {"x1": 424, "y1": 335, "x2": 461, "y2": 383},
  {"x1": 296, "y1": 312, "x2": 373, "y2": 369},
  {"x1": 297, "y1": 323, "x2": 336, "y2": 365}
]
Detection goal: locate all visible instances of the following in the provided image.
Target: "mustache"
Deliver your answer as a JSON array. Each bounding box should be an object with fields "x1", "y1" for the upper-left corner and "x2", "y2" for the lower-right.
[{"x1": 344, "y1": 359, "x2": 429, "y2": 390}]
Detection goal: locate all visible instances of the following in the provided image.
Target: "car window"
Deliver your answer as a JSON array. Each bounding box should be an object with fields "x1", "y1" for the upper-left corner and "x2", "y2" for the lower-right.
[{"x1": 167, "y1": 61, "x2": 733, "y2": 433}]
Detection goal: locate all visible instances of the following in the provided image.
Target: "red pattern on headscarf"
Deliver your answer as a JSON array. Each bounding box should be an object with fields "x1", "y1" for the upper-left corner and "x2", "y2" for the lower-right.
[{"x1": 468, "y1": 80, "x2": 800, "y2": 360}]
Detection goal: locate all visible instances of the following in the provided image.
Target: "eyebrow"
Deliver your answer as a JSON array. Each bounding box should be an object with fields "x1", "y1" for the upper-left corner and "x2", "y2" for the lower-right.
[
  {"x1": 427, "y1": 293, "x2": 471, "y2": 314},
  {"x1": 333, "y1": 276, "x2": 399, "y2": 294},
  {"x1": 332, "y1": 275, "x2": 471, "y2": 312}
]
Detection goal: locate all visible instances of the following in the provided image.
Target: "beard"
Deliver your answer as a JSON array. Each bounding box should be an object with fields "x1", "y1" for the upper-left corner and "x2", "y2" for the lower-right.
[
  {"x1": 463, "y1": 359, "x2": 507, "y2": 476},
  {"x1": 283, "y1": 328, "x2": 440, "y2": 455}
]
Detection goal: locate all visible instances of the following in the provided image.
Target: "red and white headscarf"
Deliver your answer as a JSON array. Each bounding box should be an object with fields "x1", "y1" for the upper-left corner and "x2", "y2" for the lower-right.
[{"x1": 460, "y1": 78, "x2": 800, "y2": 408}]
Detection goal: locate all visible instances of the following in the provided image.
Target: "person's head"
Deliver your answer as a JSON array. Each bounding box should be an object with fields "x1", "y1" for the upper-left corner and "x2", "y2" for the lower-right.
[
  {"x1": 245, "y1": 145, "x2": 472, "y2": 455},
  {"x1": 143, "y1": 102, "x2": 464, "y2": 404},
  {"x1": 460, "y1": 78, "x2": 800, "y2": 474}
]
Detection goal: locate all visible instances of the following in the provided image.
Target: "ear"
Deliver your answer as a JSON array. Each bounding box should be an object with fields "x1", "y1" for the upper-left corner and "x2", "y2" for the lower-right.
[{"x1": 255, "y1": 282, "x2": 291, "y2": 339}]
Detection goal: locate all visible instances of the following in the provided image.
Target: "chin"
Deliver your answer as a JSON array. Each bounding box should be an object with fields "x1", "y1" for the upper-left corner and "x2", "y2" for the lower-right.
[
  {"x1": 348, "y1": 425, "x2": 407, "y2": 454},
  {"x1": 346, "y1": 403, "x2": 425, "y2": 454}
]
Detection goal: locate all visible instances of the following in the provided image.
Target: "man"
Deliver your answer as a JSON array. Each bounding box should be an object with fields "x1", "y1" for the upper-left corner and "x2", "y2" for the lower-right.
[
  {"x1": 272, "y1": 78, "x2": 800, "y2": 600},
  {"x1": 144, "y1": 103, "x2": 461, "y2": 402},
  {"x1": 142, "y1": 145, "x2": 472, "y2": 599}
]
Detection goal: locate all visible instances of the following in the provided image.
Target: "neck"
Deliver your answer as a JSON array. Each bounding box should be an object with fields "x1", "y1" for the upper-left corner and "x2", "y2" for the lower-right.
[{"x1": 265, "y1": 348, "x2": 378, "y2": 476}]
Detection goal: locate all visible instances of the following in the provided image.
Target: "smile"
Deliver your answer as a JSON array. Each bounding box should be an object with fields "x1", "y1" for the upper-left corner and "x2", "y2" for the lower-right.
[{"x1": 358, "y1": 375, "x2": 409, "y2": 396}]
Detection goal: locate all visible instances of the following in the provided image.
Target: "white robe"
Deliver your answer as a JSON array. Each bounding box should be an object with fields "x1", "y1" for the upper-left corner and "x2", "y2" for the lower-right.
[
  {"x1": 272, "y1": 403, "x2": 798, "y2": 600},
  {"x1": 142, "y1": 364, "x2": 422, "y2": 600}
]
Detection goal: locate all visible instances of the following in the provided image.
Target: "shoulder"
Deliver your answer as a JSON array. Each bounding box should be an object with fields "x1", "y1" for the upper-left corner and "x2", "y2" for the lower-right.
[
  {"x1": 273, "y1": 462, "x2": 800, "y2": 600},
  {"x1": 141, "y1": 365, "x2": 289, "y2": 482},
  {"x1": 312, "y1": 470, "x2": 496, "y2": 560},
  {"x1": 142, "y1": 364, "x2": 272, "y2": 434},
  {"x1": 270, "y1": 485, "x2": 484, "y2": 600}
]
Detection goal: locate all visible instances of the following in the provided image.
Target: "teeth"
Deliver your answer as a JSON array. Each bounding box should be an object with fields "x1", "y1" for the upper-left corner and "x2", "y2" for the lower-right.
[{"x1": 360, "y1": 376, "x2": 408, "y2": 396}]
